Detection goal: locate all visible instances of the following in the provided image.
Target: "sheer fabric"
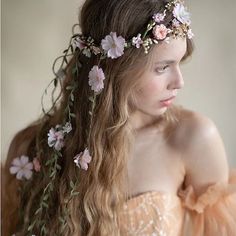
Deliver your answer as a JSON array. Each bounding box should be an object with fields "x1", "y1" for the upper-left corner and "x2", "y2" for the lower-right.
[{"x1": 119, "y1": 169, "x2": 236, "y2": 236}]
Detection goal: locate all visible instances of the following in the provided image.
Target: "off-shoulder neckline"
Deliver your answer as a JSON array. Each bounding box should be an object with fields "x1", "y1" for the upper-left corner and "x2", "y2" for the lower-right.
[{"x1": 127, "y1": 190, "x2": 181, "y2": 202}]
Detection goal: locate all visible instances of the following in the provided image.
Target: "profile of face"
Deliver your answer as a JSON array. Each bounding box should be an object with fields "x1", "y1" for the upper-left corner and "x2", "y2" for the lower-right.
[{"x1": 134, "y1": 37, "x2": 187, "y2": 119}]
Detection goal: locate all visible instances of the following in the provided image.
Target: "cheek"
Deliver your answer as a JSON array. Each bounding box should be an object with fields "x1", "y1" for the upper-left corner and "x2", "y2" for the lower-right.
[{"x1": 139, "y1": 79, "x2": 165, "y2": 98}]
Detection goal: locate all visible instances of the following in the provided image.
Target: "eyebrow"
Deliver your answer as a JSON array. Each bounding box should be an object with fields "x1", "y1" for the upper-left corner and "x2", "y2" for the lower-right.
[
  {"x1": 154, "y1": 49, "x2": 188, "y2": 65},
  {"x1": 154, "y1": 60, "x2": 176, "y2": 65}
]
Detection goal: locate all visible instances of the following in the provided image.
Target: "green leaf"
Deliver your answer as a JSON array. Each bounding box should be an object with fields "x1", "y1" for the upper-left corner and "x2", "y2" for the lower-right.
[
  {"x1": 70, "y1": 93, "x2": 74, "y2": 102},
  {"x1": 70, "y1": 181, "x2": 75, "y2": 189},
  {"x1": 43, "y1": 194, "x2": 49, "y2": 201},
  {"x1": 42, "y1": 201, "x2": 49, "y2": 208},
  {"x1": 57, "y1": 152, "x2": 63, "y2": 157},
  {"x1": 88, "y1": 96, "x2": 94, "y2": 102},
  {"x1": 41, "y1": 224, "x2": 47, "y2": 234},
  {"x1": 49, "y1": 170, "x2": 56, "y2": 178},
  {"x1": 27, "y1": 221, "x2": 36, "y2": 231},
  {"x1": 71, "y1": 191, "x2": 80, "y2": 196},
  {"x1": 59, "y1": 216, "x2": 65, "y2": 224},
  {"x1": 49, "y1": 184, "x2": 54, "y2": 191},
  {"x1": 70, "y1": 113, "x2": 76, "y2": 118},
  {"x1": 45, "y1": 159, "x2": 52, "y2": 166},
  {"x1": 72, "y1": 67, "x2": 77, "y2": 75},
  {"x1": 56, "y1": 164, "x2": 61, "y2": 170},
  {"x1": 66, "y1": 85, "x2": 74, "y2": 90},
  {"x1": 35, "y1": 207, "x2": 42, "y2": 215}
]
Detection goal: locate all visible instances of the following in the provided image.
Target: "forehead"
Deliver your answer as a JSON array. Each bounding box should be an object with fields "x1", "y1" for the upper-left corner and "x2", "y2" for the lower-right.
[{"x1": 152, "y1": 37, "x2": 187, "y2": 61}]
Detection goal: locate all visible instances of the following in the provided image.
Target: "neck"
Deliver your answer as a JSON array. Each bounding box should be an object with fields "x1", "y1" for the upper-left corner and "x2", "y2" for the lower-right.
[{"x1": 129, "y1": 110, "x2": 164, "y2": 132}]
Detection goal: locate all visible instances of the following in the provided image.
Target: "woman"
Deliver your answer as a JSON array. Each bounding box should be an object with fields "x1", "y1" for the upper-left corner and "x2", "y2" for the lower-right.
[{"x1": 2, "y1": 0, "x2": 236, "y2": 235}]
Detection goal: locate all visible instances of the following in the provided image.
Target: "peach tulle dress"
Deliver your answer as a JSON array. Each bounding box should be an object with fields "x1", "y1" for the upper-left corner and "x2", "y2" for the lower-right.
[{"x1": 119, "y1": 169, "x2": 236, "y2": 236}]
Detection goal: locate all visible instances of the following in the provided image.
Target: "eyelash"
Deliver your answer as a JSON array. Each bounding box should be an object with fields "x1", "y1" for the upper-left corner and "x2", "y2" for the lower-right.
[{"x1": 155, "y1": 65, "x2": 169, "y2": 74}]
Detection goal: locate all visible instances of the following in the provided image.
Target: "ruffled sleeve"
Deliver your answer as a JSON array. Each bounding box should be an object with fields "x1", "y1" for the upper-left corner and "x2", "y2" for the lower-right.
[{"x1": 178, "y1": 168, "x2": 236, "y2": 236}]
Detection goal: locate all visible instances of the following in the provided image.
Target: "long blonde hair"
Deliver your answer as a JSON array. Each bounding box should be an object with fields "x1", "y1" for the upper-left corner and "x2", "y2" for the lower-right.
[{"x1": 2, "y1": 0, "x2": 193, "y2": 235}]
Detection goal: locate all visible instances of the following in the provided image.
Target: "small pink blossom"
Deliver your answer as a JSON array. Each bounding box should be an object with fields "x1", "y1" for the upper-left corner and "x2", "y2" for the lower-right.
[
  {"x1": 152, "y1": 12, "x2": 166, "y2": 23},
  {"x1": 88, "y1": 65, "x2": 106, "y2": 93},
  {"x1": 73, "y1": 148, "x2": 92, "y2": 171},
  {"x1": 132, "y1": 34, "x2": 143, "y2": 48},
  {"x1": 33, "y1": 158, "x2": 41, "y2": 172},
  {"x1": 187, "y1": 29, "x2": 194, "y2": 39},
  {"x1": 73, "y1": 36, "x2": 86, "y2": 50},
  {"x1": 10, "y1": 155, "x2": 33, "y2": 180},
  {"x1": 153, "y1": 24, "x2": 169, "y2": 40},
  {"x1": 173, "y1": 3, "x2": 191, "y2": 25},
  {"x1": 47, "y1": 127, "x2": 65, "y2": 151},
  {"x1": 101, "y1": 32, "x2": 126, "y2": 59}
]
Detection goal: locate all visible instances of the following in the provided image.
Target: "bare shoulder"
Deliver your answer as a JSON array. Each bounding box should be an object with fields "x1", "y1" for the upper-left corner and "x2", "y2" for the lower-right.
[{"x1": 174, "y1": 108, "x2": 229, "y2": 195}]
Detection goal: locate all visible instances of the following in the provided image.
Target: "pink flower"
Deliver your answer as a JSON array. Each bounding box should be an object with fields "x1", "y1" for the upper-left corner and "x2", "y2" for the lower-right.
[
  {"x1": 33, "y1": 158, "x2": 41, "y2": 172},
  {"x1": 101, "y1": 32, "x2": 126, "y2": 59},
  {"x1": 173, "y1": 3, "x2": 191, "y2": 25},
  {"x1": 88, "y1": 65, "x2": 106, "y2": 93},
  {"x1": 73, "y1": 148, "x2": 92, "y2": 171},
  {"x1": 132, "y1": 34, "x2": 143, "y2": 48},
  {"x1": 152, "y1": 12, "x2": 166, "y2": 23},
  {"x1": 73, "y1": 36, "x2": 86, "y2": 50},
  {"x1": 9, "y1": 155, "x2": 33, "y2": 180},
  {"x1": 47, "y1": 127, "x2": 65, "y2": 151},
  {"x1": 153, "y1": 24, "x2": 169, "y2": 40}
]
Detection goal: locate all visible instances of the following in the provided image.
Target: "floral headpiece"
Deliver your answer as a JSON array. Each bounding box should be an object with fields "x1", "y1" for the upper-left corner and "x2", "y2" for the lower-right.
[{"x1": 9, "y1": 0, "x2": 193, "y2": 234}]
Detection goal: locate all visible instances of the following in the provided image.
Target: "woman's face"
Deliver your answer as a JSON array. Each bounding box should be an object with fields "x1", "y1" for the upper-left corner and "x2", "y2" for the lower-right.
[{"x1": 134, "y1": 37, "x2": 187, "y2": 118}]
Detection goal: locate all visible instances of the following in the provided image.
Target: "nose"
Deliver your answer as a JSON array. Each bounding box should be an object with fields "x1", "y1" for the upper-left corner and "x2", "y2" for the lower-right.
[{"x1": 167, "y1": 67, "x2": 184, "y2": 90}]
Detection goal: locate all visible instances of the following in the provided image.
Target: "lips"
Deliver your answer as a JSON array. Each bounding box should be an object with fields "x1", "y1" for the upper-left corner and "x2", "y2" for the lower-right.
[{"x1": 160, "y1": 96, "x2": 176, "y2": 102}]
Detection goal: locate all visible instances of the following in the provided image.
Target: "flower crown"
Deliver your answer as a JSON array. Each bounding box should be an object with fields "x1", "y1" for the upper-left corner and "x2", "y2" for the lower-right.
[{"x1": 9, "y1": 0, "x2": 193, "y2": 234}]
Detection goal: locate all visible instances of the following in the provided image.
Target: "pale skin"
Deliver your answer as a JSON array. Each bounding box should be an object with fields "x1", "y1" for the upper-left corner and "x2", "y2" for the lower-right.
[{"x1": 128, "y1": 37, "x2": 229, "y2": 198}]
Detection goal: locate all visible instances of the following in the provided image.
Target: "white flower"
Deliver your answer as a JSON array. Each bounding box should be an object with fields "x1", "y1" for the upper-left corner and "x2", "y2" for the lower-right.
[
  {"x1": 101, "y1": 32, "x2": 126, "y2": 59},
  {"x1": 173, "y1": 3, "x2": 191, "y2": 25},
  {"x1": 82, "y1": 48, "x2": 92, "y2": 58},
  {"x1": 9, "y1": 155, "x2": 33, "y2": 180},
  {"x1": 187, "y1": 29, "x2": 194, "y2": 39},
  {"x1": 88, "y1": 65, "x2": 106, "y2": 93},
  {"x1": 63, "y1": 122, "x2": 72, "y2": 134},
  {"x1": 47, "y1": 127, "x2": 65, "y2": 151},
  {"x1": 152, "y1": 12, "x2": 166, "y2": 23},
  {"x1": 74, "y1": 148, "x2": 92, "y2": 171},
  {"x1": 132, "y1": 34, "x2": 143, "y2": 48}
]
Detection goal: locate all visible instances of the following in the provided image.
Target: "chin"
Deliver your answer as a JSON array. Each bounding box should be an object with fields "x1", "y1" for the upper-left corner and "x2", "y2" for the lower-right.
[{"x1": 155, "y1": 107, "x2": 168, "y2": 116}]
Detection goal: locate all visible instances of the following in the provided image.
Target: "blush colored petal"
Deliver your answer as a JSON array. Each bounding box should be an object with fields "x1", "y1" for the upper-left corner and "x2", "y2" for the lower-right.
[
  {"x1": 79, "y1": 161, "x2": 89, "y2": 171},
  {"x1": 16, "y1": 170, "x2": 24, "y2": 180},
  {"x1": 20, "y1": 155, "x2": 29, "y2": 165},
  {"x1": 24, "y1": 169, "x2": 33, "y2": 180},
  {"x1": 12, "y1": 157, "x2": 21, "y2": 167},
  {"x1": 10, "y1": 166, "x2": 20, "y2": 174},
  {"x1": 25, "y1": 162, "x2": 33, "y2": 170}
]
